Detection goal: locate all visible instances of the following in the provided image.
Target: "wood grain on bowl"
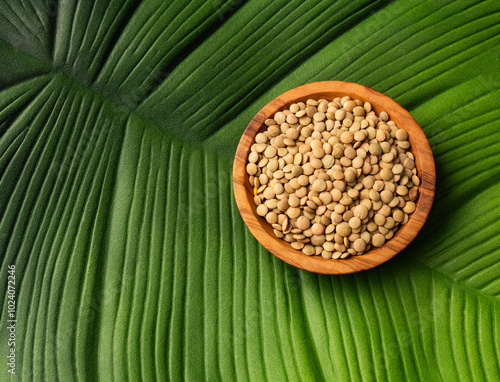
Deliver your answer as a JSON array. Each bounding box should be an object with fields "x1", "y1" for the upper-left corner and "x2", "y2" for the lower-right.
[{"x1": 233, "y1": 81, "x2": 435, "y2": 274}]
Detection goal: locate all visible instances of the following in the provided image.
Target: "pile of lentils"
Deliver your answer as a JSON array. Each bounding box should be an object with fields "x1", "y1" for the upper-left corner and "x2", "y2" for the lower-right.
[{"x1": 246, "y1": 96, "x2": 420, "y2": 259}]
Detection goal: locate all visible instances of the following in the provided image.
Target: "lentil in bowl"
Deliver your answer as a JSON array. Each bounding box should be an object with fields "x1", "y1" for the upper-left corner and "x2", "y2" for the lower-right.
[{"x1": 233, "y1": 81, "x2": 435, "y2": 274}]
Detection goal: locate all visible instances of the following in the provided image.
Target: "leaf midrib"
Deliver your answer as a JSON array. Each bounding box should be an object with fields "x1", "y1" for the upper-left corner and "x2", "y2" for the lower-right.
[
  {"x1": 408, "y1": 253, "x2": 500, "y2": 307},
  {"x1": 1, "y1": 34, "x2": 212, "y2": 147}
]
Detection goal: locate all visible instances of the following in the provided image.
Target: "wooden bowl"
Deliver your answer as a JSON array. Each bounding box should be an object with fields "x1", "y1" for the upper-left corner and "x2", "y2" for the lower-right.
[{"x1": 233, "y1": 81, "x2": 435, "y2": 274}]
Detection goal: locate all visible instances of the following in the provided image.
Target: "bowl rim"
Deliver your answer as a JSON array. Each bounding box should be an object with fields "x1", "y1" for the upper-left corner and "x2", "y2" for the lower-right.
[{"x1": 233, "y1": 81, "x2": 435, "y2": 274}]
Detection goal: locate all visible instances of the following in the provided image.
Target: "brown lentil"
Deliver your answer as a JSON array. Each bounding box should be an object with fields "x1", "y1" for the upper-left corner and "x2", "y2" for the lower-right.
[{"x1": 246, "y1": 96, "x2": 420, "y2": 259}]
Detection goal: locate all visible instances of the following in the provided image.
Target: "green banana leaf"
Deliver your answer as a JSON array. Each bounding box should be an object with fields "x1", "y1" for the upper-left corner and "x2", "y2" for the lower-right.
[{"x1": 1, "y1": 0, "x2": 499, "y2": 380}]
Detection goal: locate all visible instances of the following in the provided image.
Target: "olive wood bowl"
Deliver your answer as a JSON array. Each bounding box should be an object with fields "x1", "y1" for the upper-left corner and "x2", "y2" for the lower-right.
[{"x1": 233, "y1": 81, "x2": 435, "y2": 274}]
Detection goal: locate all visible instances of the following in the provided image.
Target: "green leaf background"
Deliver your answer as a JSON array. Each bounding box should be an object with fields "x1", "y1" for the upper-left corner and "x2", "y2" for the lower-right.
[{"x1": 1, "y1": 0, "x2": 499, "y2": 380}]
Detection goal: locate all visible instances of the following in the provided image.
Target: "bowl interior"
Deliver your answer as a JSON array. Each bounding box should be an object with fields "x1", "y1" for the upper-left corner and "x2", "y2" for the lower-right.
[{"x1": 233, "y1": 81, "x2": 435, "y2": 274}]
